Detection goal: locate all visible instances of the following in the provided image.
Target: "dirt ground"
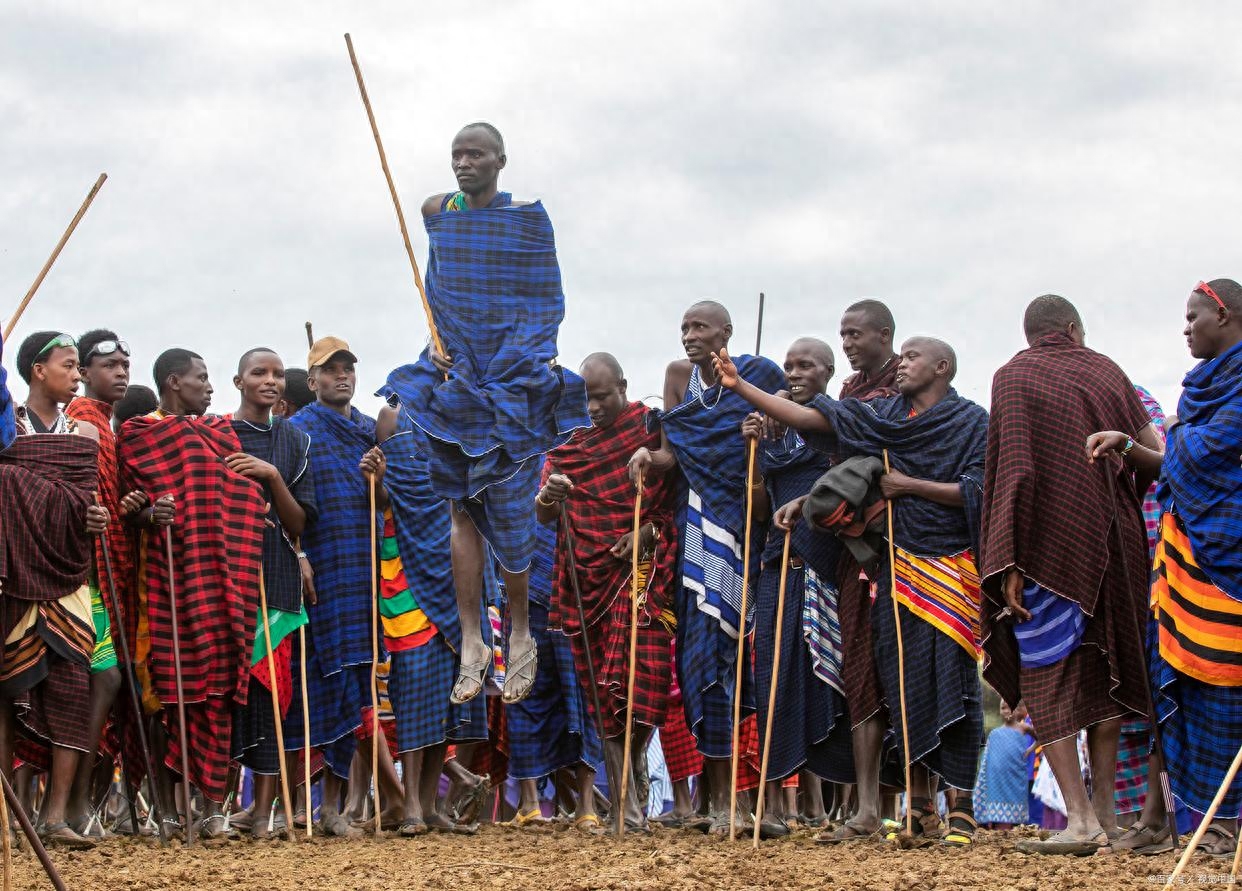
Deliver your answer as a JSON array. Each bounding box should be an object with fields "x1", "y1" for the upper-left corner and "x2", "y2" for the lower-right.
[{"x1": 9, "y1": 824, "x2": 1236, "y2": 891}]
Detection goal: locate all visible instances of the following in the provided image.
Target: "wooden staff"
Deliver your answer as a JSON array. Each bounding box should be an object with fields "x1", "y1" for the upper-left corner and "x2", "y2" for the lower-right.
[
  {"x1": 367, "y1": 474, "x2": 382, "y2": 835},
  {"x1": 616, "y1": 474, "x2": 644, "y2": 839},
  {"x1": 0, "y1": 771, "x2": 66, "y2": 891},
  {"x1": 728, "y1": 438, "x2": 758, "y2": 840},
  {"x1": 0, "y1": 757, "x2": 9, "y2": 891},
  {"x1": 882, "y1": 449, "x2": 913, "y2": 836},
  {"x1": 164, "y1": 524, "x2": 194, "y2": 845},
  {"x1": 754, "y1": 292, "x2": 766, "y2": 356},
  {"x1": 559, "y1": 515, "x2": 619, "y2": 809},
  {"x1": 304, "y1": 322, "x2": 314, "y2": 350},
  {"x1": 257, "y1": 571, "x2": 298, "y2": 839},
  {"x1": 5, "y1": 173, "x2": 107, "y2": 342},
  {"x1": 751, "y1": 527, "x2": 792, "y2": 848},
  {"x1": 97, "y1": 497, "x2": 168, "y2": 845},
  {"x1": 1233, "y1": 825, "x2": 1242, "y2": 883},
  {"x1": 1164, "y1": 740, "x2": 1242, "y2": 888},
  {"x1": 344, "y1": 34, "x2": 444, "y2": 362},
  {"x1": 299, "y1": 621, "x2": 312, "y2": 838}
]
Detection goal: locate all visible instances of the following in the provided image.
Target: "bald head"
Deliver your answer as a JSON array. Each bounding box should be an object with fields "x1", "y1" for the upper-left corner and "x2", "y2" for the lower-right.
[
  {"x1": 790, "y1": 337, "x2": 834, "y2": 368},
  {"x1": 686, "y1": 300, "x2": 731, "y2": 327},
  {"x1": 456, "y1": 121, "x2": 505, "y2": 155},
  {"x1": 903, "y1": 337, "x2": 957, "y2": 381},
  {"x1": 1023, "y1": 294, "x2": 1084, "y2": 345},
  {"x1": 681, "y1": 300, "x2": 733, "y2": 365},
  {"x1": 580, "y1": 352, "x2": 628, "y2": 428},
  {"x1": 580, "y1": 351, "x2": 625, "y2": 384}
]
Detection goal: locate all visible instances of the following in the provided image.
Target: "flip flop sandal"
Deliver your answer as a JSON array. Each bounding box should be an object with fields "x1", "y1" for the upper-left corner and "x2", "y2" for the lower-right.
[
  {"x1": 318, "y1": 813, "x2": 363, "y2": 838},
  {"x1": 1014, "y1": 831, "x2": 1107, "y2": 856},
  {"x1": 652, "y1": 812, "x2": 686, "y2": 829},
  {"x1": 501, "y1": 640, "x2": 538, "y2": 704},
  {"x1": 802, "y1": 814, "x2": 830, "y2": 829},
  {"x1": 450, "y1": 654, "x2": 492, "y2": 705},
  {"x1": 684, "y1": 814, "x2": 714, "y2": 834},
  {"x1": 39, "y1": 821, "x2": 96, "y2": 850},
  {"x1": 508, "y1": 807, "x2": 553, "y2": 829},
  {"x1": 757, "y1": 817, "x2": 791, "y2": 840},
  {"x1": 1112, "y1": 823, "x2": 1169, "y2": 852},
  {"x1": 815, "y1": 820, "x2": 878, "y2": 845},
  {"x1": 1194, "y1": 825, "x2": 1237, "y2": 859},
  {"x1": 450, "y1": 774, "x2": 492, "y2": 825},
  {"x1": 574, "y1": 814, "x2": 603, "y2": 834},
  {"x1": 940, "y1": 810, "x2": 977, "y2": 847},
  {"x1": 198, "y1": 814, "x2": 241, "y2": 844},
  {"x1": 398, "y1": 818, "x2": 428, "y2": 837}
]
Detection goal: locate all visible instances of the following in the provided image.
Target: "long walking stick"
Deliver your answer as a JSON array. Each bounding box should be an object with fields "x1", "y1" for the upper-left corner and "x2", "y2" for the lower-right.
[
  {"x1": 0, "y1": 771, "x2": 67, "y2": 891},
  {"x1": 882, "y1": 450, "x2": 913, "y2": 836},
  {"x1": 5, "y1": 173, "x2": 107, "y2": 341},
  {"x1": 164, "y1": 526, "x2": 194, "y2": 845},
  {"x1": 257, "y1": 571, "x2": 298, "y2": 839},
  {"x1": 1164, "y1": 740, "x2": 1242, "y2": 888},
  {"x1": 344, "y1": 34, "x2": 444, "y2": 363},
  {"x1": 752, "y1": 527, "x2": 792, "y2": 848},
  {"x1": 754, "y1": 292, "x2": 766, "y2": 356},
  {"x1": 304, "y1": 322, "x2": 314, "y2": 350},
  {"x1": 616, "y1": 475, "x2": 644, "y2": 838},
  {"x1": 0, "y1": 767, "x2": 9, "y2": 891},
  {"x1": 367, "y1": 475, "x2": 382, "y2": 835},
  {"x1": 97, "y1": 502, "x2": 168, "y2": 845},
  {"x1": 728, "y1": 439, "x2": 758, "y2": 840},
  {"x1": 559, "y1": 515, "x2": 619, "y2": 815},
  {"x1": 299, "y1": 623, "x2": 312, "y2": 838}
]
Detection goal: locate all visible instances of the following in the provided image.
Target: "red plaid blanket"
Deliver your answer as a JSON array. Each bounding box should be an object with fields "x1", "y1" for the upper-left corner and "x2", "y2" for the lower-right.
[
  {"x1": 119, "y1": 414, "x2": 265, "y2": 704},
  {"x1": 0, "y1": 435, "x2": 98, "y2": 601},
  {"x1": 543, "y1": 402, "x2": 678, "y2": 633}
]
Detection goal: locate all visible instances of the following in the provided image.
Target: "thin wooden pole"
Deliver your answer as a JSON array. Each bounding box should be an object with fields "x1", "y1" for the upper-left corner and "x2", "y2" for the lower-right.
[
  {"x1": 1232, "y1": 826, "x2": 1242, "y2": 883},
  {"x1": 882, "y1": 450, "x2": 913, "y2": 836},
  {"x1": 0, "y1": 760, "x2": 9, "y2": 891},
  {"x1": 367, "y1": 474, "x2": 382, "y2": 836},
  {"x1": 616, "y1": 475, "x2": 644, "y2": 838},
  {"x1": 344, "y1": 34, "x2": 444, "y2": 360},
  {"x1": 97, "y1": 497, "x2": 168, "y2": 845},
  {"x1": 299, "y1": 623, "x2": 312, "y2": 838},
  {"x1": 5, "y1": 173, "x2": 106, "y2": 341},
  {"x1": 752, "y1": 527, "x2": 792, "y2": 848},
  {"x1": 1164, "y1": 741, "x2": 1242, "y2": 888},
  {"x1": 164, "y1": 525, "x2": 195, "y2": 845},
  {"x1": 728, "y1": 439, "x2": 758, "y2": 840},
  {"x1": 257, "y1": 571, "x2": 298, "y2": 839},
  {"x1": 0, "y1": 772, "x2": 66, "y2": 891},
  {"x1": 754, "y1": 292, "x2": 765, "y2": 356},
  {"x1": 304, "y1": 322, "x2": 314, "y2": 350}
]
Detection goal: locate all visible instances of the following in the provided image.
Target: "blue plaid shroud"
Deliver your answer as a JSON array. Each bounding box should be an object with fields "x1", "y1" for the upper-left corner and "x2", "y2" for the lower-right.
[
  {"x1": 1157, "y1": 339, "x2": 1242, "y2": 599},
  {"x1": 380, "y1": 200, "x2": 589, "y2": 570}
]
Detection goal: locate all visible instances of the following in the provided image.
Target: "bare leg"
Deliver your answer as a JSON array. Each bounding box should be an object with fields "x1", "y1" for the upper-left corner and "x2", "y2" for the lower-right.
[
  {"x1": 1133, "y1": 752, "x2": 1167, "y2": 829},
  {"x1": 500, "y1": 567, "x2": 536, "y2": 704},
  {"x1": 1041, "y1": 734, "x2": 1104, "y2": 842},
  {"x1": 671, "y1": 778, "x2": 694, "y2": 818},
  {"x1": 575, "y1": 765, "x2": 598, "y2": 819},
  {"x1": 516, "y1": 779, "x2": 540, "y2": 816},
  {"x1": 1085, "y1": 717, "x2": 1121, "y2": 835},
  {"x1": 67, "y1": 666, "x2": 121, "y2": 829},
  {"x1": 450, "y1": 510, "x2": 489, "y2": 703},
  {"x1": 801, "y1": 772, "x2": 826, "y2": 822},
  {"x1": 343, "y1": 747, "x2": 368, "y2": 821},
  {"x1": 414, "y1": 744, "x2": 453, "y2": 830},
  {"x1": 849, "y1": 716, "x2": 884, "y2": 832},
  {"x1": 319, "y1": 770, "x2": 361, "y2": 837},
  {"x1": 704, "y1": 758, "x2": 730, "y2": 816},
  {"x1": 251, "y1": 774, "x2": 277, "y2": 834},
  {"x1": 42, "y1": 745, "x2": 84, "y2": 827},
  {"x1": 374, "y1": 733, "x2": 404, "y2": 824}
]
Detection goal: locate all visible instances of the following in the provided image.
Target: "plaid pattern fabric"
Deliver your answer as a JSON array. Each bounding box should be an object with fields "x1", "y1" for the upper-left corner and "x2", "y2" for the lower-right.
[
  {"x1": 980, "y1": 333, "x2": 1152, "y2": 714},
  {"x1": 283, "y1": 633, "x2": 369, "y2": 779},
  {"x1": 233, "y1": 417, "x2": 317, "y2": 614},
  {"x1": 0, "y1": 435, "x2": 98, "y2": 602},
  {"x1": 1114, "y1": 719, "x2": 1149, "y2": 814},
  {"x1": 802, "y1": 566, "x2": 844, "y2": 695},
  {"x1": 163, "y1": 695, "x2": 234, "y2": 802},
  {"x1": 389, "y1": 635, "x2": 487, "y2": 753},
  {"x1": 873, "y1": 565, "x2": 983, "y2": 790},
  {"x1": 1133, "y1": 386, "x2": 1166, "y2": 556},
  {"x1": 380, "y1": 198, "x2": 589, "y2": 531},
  {"x1": 456, "y1": 457, "x2": 544, "y2": 572},
  {"x1": 1158, "y1": 340, "x2": 1242, "y2": 598},
  {"x1": 119, "y1": 413, "x2": 266, "y2": 705},
  {"x1": 67, "y1": 396, "x2": 135, "y2": 620},
  {"x1": 505, "y1": 601, "x2": 601, "y2": 779},
  {"x1": 1021, "y1": 636, "x2": 1132, "y2": 743},
  {"x1": 232, "y1": 674, "x2": 283, "y2": 775},
  {"x1": 660, "y1": 672, "x2": 703, "y2": 782},
  {"x1": 544, "y1": 401, "x2": 678, "y2": 635},
  {"x1": 380, "y1": 420, "x2": 458, "y2": 648},
  {"x1": 1155, "y1": 667, "x2": 1242, "y2": 818},
  {"x1": 289, "y1": 402, "x2": 380, "y2": 672},
  {"x1": 838, "y1": 566, "x2": 884, "y2": 728}
]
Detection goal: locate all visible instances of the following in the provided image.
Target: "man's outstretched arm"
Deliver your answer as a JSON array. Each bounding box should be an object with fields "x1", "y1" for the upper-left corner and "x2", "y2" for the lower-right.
[{"x1": 712, "y1": 348, "x2": 831, "y2": 433}]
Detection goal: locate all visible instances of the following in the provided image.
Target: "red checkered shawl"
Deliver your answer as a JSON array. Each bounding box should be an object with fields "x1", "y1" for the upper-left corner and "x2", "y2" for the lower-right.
[
  {"x1": 980, "y1": 333, "x2": 1151, "y2": 609},
  {"x1": 0, "y1": 435, "x2": 98, "y2": 601},
  {"x1": 543, "y1": 402, "x2": 678, "y2": 635},
  {"x1": 65, "y1": 397, "x2": 134, "y2": 620},
  {"x1": 119, "y1": 414, "x2": 265, "y2": 705}
]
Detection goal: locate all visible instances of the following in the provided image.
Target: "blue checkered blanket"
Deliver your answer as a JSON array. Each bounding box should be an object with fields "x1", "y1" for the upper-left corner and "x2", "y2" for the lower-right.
[
  {"x1": 1158, "y1": 339, "x2": 1242, "y2": 599},
  {"x1": 380, "y1": 201, "x2": 589, "y2": 501}
]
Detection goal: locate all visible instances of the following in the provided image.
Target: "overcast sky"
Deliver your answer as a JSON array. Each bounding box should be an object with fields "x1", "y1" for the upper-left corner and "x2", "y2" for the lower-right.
[{"x1": 3, "y1": 2, "x2": 1238, "y2": 418}]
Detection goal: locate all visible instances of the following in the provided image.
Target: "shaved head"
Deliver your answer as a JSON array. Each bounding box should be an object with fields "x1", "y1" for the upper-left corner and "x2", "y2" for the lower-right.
[
  {"x1": 903, "y1": 336, "x2": 957, "y2": 381},
  {"x1": 844, "y1": 299, "x2": 895, "y2": 335},
  {"x1": 237, "y1": 347, "x2": 279, "y2": 375},
  {"x1": 457, "y1": 121, "x2": 505, "y2": 155},
  {"x1": 1023, "y1": 294, "x2": 1084, "y2": 344},
  {"x1": 580, "y1": 351, "x2": 625, "y2": 383},
  {"x1": 686, "y1": 300, "x2": 732, "y2": 327},
  {"x1": 790, "y1": 337, "x2": 834, "y2": 368}
]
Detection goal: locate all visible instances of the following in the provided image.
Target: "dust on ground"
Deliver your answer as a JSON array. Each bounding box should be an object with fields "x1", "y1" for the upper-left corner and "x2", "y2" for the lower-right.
[{"x1": 10, "y1": 825, "x2": 1234, "y2": 891}]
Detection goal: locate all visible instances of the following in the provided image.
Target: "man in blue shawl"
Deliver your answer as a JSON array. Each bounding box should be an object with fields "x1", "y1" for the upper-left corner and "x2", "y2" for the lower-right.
[
  {"x1": 741, "y1": 337, "x2": 851, "y2": 839},
  {"x1": 287, "y1": 336, "x2": 387, "y2": 838},
  {"x1": 1087, "y1": 278, "x2": 1242, "y2": 858},
  {"x1": 717, "y1": 336, "x2": 988, "y2": 847},
  {"x1": 628, "y1": 300, "x2": 784, "y2": 834},
  {"x1": 381, "y1": 123, "x2": 589, "y2": 707}
]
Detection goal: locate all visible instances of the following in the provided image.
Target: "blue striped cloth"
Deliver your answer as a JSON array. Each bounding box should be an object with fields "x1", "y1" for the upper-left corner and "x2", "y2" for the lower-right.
[
  {"x1": 1013, "y1": 581, "x2": 1086, "y2": 668},
  {"x1": 1157, "y1": 339, "x2": 1242, "y2": 599},
  {"x1": 802, "y1": 566, "x2": 844, "y2": 694},
  {"x1": 380, "y1": 200, "x2": 589, "y2": 569},
  {"x1": 0, "y1": 338, "x2": 13, "y2": 450}
]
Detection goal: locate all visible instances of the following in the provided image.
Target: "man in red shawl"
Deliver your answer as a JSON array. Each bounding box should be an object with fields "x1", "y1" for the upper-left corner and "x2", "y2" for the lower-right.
[
  {"x1": 64, "y1": 328, "x2": 132, "y2": 835},
  {"x1": 536, "y1": 353, "x2": 678, "y2": 830},
  {"x1": 980, "y1": 295, "x2": 1162, "y2": 856},
  {"x1": 120, "y1": 348, "x2": 266, "y2": 842}
]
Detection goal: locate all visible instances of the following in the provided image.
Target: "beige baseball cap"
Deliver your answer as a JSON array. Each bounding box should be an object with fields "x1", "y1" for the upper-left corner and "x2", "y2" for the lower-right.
[{"x1": 307, "y1": 336, "x2": 358, "y2": 370}]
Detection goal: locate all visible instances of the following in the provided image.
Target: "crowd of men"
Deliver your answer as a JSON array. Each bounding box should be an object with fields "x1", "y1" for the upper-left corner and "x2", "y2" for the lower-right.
[{"x1": 0, "y1": 121, "x2": 1239, "y2": 862}]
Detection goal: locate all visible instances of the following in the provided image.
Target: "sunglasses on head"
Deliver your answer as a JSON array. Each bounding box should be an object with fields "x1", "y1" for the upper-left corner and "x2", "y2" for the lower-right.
[
  {"x1": 1195, "y1": 281, "x2": 1227, "y2": 312},
  {"x1": 82, "y1": 339, "x2": 130, "y2": 363},
  {"x1": 35, "y1": 333, "x2": 77, "y2": 360}
]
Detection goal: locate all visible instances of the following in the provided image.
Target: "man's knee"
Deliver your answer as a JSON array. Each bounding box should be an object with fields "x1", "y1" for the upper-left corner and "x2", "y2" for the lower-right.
[{"x1": 94, "y1": 666, "x2": 123, "y2": 701}]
